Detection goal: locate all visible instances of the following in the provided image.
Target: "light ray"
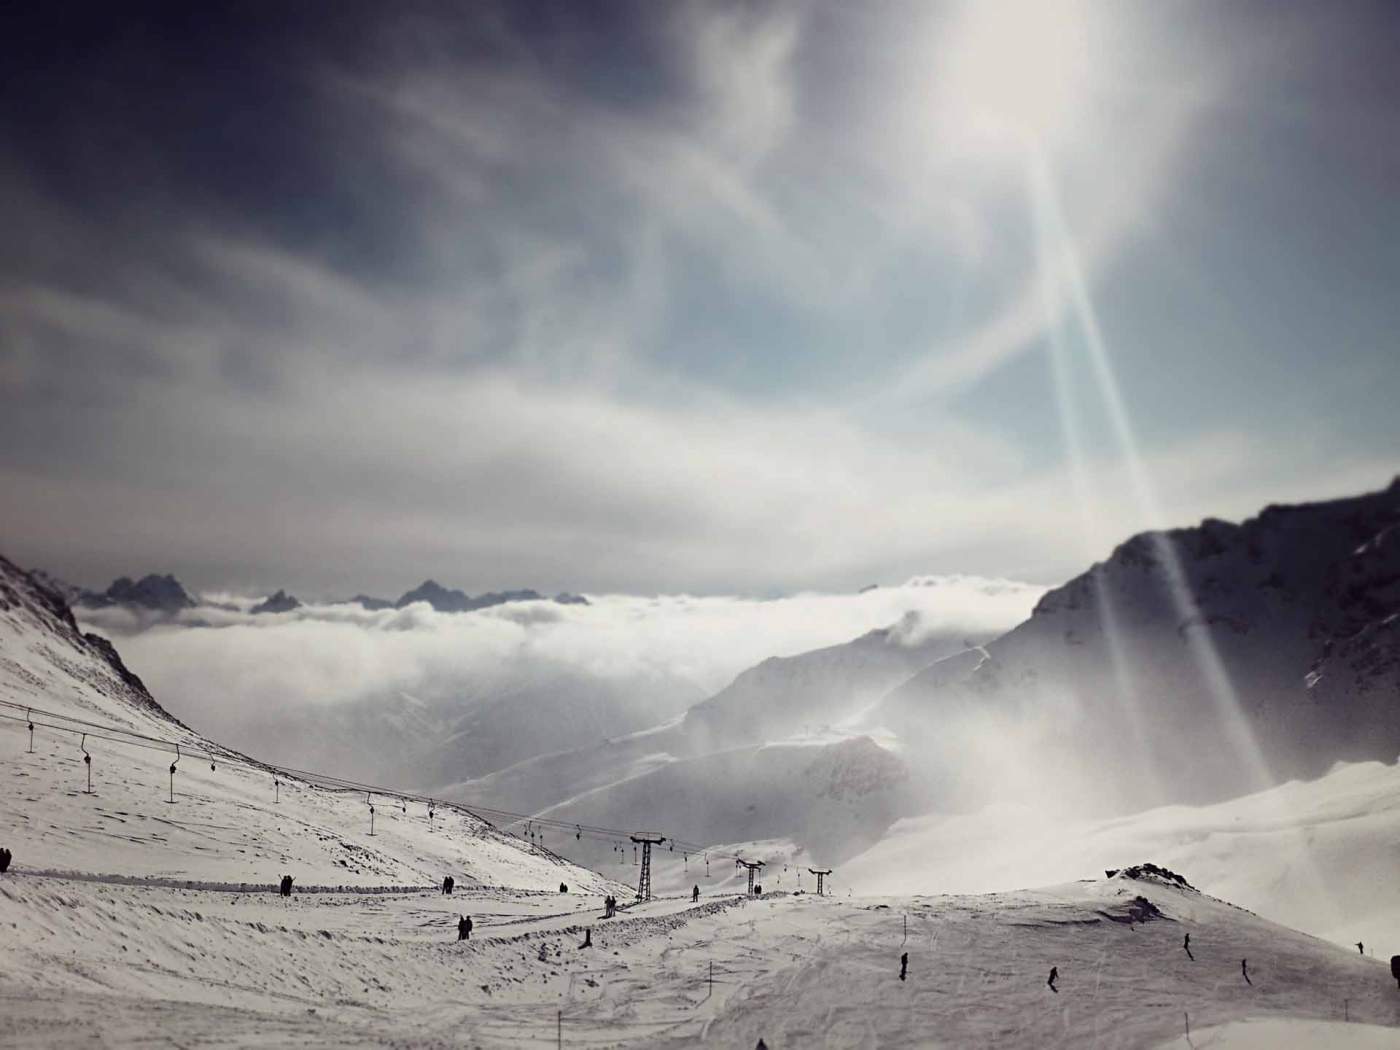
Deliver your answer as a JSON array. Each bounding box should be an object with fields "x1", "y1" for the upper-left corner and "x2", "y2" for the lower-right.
[
  {"x1": 1025, "y1": 147, "x2": 1338, "y2": 913},
  {"x1": 1028, "y1": 163, "x2": 1161, "y2": 802}
]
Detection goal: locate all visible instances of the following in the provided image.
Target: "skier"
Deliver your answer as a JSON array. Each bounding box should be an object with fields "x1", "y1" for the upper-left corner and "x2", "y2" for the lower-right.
[
  {"x1": 560, "y1": 882, "x2": 568, "y2": 894},
  {"x1": 1183, "y1": 933, "x2": 1193, "y2": 961},
  {"x1": 692, "y1": 885, "x2": 700, "y2": 903},
  {"x1": 900, "y1": 952, "x2": 908, "y2": 981},
  {"x1": 1356, "y1": 941, "x2": 1364, "y2": 955},
  {"x1": 442, "y1": 875, "x2": 454, "y2": 896},
  {"x1": 457, "y1": 915, "x2": 472, "y2": 941},
  {"x1": 1047, "y1": 966, "x2": 1059, "y2": 992},
  {"x1": 1241, "y1": 958, "x2": 1251, "y2": 985}
]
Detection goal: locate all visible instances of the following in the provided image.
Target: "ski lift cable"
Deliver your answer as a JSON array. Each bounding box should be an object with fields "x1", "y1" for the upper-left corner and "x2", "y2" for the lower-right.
[{"x1": 2, "y1": 702, "x2": 765, "y2": 868}]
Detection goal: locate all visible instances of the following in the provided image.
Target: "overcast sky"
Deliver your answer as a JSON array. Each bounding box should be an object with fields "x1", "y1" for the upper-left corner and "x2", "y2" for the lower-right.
[{"x1": 2, "y1": 0, "x2": 1397, "y2": 598}]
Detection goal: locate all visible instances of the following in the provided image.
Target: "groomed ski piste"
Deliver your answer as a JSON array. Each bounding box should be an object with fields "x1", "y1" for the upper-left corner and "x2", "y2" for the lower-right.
[{"x1": 3, "y1": 560, "x2": 1400, "y2": 1048}]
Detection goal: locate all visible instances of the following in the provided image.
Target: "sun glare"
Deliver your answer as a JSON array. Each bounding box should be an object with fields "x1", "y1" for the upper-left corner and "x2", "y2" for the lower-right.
[{"x1": 938, "y1": 0, "x2": 1093, "y2": 149}]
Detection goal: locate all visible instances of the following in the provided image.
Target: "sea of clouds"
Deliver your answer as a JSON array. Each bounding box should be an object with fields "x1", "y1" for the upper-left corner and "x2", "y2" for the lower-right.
[{"x1": 79, "y1": 576, "x2": 1045, "y2": 733}]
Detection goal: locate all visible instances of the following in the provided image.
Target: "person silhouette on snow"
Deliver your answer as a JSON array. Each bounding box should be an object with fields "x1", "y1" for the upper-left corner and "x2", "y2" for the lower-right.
[
  {"x1": 1183, "y1": 933, "x2": 1193, "y2": 961},
  {"x1": 1355, "y1": 941, "x2": 1363, "y2": 955},
  {"x1": 900, "y1": 952, "x2": 908, "y2": 981},
  {"x1": 1241, "y1": 958, "x2": 1251, "y2": 985},
  {"x1": 457, "y1": 915, "x2": 472, "y2": 941},
  {"x1": 0, "y1": 847, "x2": 11, "y2": 873},
  {"x1": 1390, "y1": 955, "x2": 1399, "y2": 989},
  {"x1": 279, "y1": 875, "x2": 293, "y2": 897},
  {"x1": 442, "y1": 875, "x2": 454, "y2": 895},
  {"x1": 1047, "y1": 966, "x2": 1058, "y2": 992},
  {"x1": 692, "y1": 885, "x2": 700, "y2": 903}
]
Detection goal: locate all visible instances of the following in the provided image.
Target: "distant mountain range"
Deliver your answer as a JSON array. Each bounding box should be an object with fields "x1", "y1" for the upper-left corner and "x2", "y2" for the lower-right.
[{"x1": 57, "y1": 573, "x2": 590, "y2": 616}]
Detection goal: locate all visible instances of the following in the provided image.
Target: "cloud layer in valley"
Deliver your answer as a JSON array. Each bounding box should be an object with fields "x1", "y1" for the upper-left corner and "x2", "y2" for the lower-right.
[{"x1": 78, "y1": 575, "x2": 1043, "y2": 776}]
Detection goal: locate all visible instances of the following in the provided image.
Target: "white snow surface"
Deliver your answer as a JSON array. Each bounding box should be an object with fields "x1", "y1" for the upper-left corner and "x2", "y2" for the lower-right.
[
  {"x1": 4, "y1": 873, "x2": 1399, "y2": 1047},
  {"x1": 6, "y1": 558, "x2": 1400, "y2": 1046},
  {"x1": 843, "y1": 758, "x2": 1400, "y2": 954},
  {"x1": 0, "y1": 554, "x2": 615, "y2": 892}
]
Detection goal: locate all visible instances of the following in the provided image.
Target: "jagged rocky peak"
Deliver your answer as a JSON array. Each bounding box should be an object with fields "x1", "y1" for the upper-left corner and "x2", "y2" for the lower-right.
[
  {"x1": 394, "y1": 579, "x2": 566, "y2": 612},
  {"x1": 251, "y1": 589, "x2": 301, "y2": 615},
  {"x1": 0, "y1": 554, "x2": 169, "y2": 720},
  {"x1": 1104, "y1": 863, "x2": 1196, "y2": 892},
  {"x1": 27, "y1": 568, "x2": 84, "y2": 605},
  {"x1": 396, "y1": 579, "x2": 472, "y2": 611},
  {"x1": 78, "y1": 573, "x2": 198, "y2": 613},
  {"x1": 352, "y1": 594, "x2": 394, "y2": 610}
]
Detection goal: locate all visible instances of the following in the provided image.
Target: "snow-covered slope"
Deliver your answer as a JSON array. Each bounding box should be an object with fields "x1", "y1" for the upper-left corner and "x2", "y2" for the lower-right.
[
  {"x1": 3, "y1": 868, "x2": 1396, "y2": 1047},
  {"x1": 678, "y1": 617, "x2": 982, "y2": 752},
  {"x1": 871, "y1": 479, "x2": 1400, "y2": 814},
  {"x1": 842, "y1": 757, "x2": 1400, "y2": 953},
  {"x1": 0, "y1": 554, "x2": 613, "y2": 892},
  {"x1": 443, "y1": 621, "x2": 980, "y2": 863}
]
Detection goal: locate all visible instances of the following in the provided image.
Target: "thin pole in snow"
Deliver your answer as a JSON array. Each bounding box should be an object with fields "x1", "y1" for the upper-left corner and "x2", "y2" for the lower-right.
[
  {"x1": 1185, "y1": 1012, "x2": 1189, "y2": 1039},
  {"x1": 167, "y1": 744, "x2": 180, "y2": 803},
  {"x1": 26, "y1": 709, "x2": 34, "y2": 753},
  {"x1": 557, "y1": 1009, "x2": 562, "y2": 1048},
  {"x1": 80, "y1": 733, "x2": 93, "y2": 794}
]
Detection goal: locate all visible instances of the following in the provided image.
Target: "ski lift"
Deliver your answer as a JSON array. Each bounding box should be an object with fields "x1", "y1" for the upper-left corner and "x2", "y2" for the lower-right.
[
  {"x1": 167, "y1": 743, "x2": 180, "y2": 803},
  {"x1": 26, "y1": 708, "x2": 34, "y2": 753},
  {"x1": 79, "y1": 733, "x2": 93, "y2": 794}
]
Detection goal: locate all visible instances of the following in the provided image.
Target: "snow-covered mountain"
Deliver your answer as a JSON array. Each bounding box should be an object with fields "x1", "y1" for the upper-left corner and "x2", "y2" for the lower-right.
[
  {"x1": 444, "y1": 620, "x2": 982, "y2": 864},
  {"x1": 0, "y1": 554, "x2": 612, "y2": 892},
  {"x1": 870, "y1": 478, "x2": 1400, "y2": 814},
  {"x1": 445, "y1": 480, "x2": 1400, "y2": 873},
  {"x1": 679, "y1": 615, "x2": 984, "y2": 752},
  {"x1": 842, "y1": 756, "x2": 1400, "y2": 953}
]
